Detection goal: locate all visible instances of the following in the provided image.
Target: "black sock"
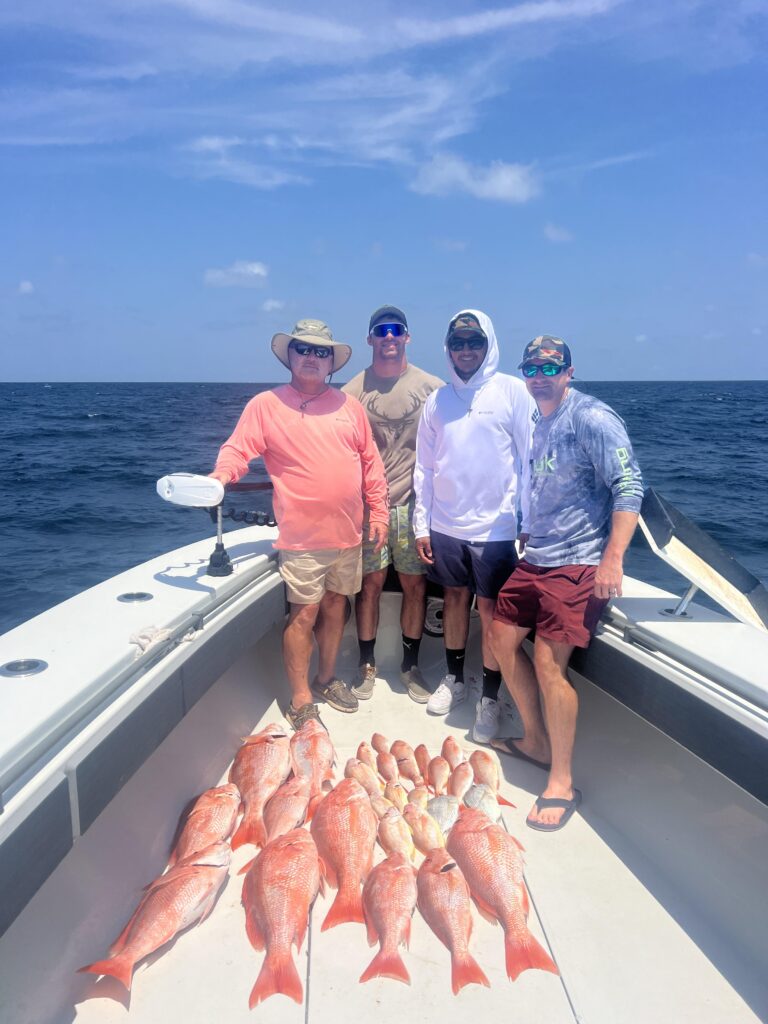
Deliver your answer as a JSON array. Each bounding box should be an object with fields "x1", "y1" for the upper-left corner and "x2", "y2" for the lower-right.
[
  {"x1": 446, "y1": 648, "x2": 465, "y2": 683},
  {"x1": 401, "y1": 635, "x2": 422, "y2": 672},
  {"x1": 358, "y1": 638, "x2": 375, "y2": 666},
  {"x1": 482, "y1": 667, "x2": 502, "y2": 701}
]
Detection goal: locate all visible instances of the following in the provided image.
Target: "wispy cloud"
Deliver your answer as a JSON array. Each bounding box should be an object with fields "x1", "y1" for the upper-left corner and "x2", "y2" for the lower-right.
[
  {"x1": 396, "y1": 0, "x2": 620, "y2": 45},
  {"x1": 204, "y1": 261, "x2": 268, "y2": 287},
  {"x1": 747, "y1": 252, "x2": 768, "y2": 267},
  {"x1": 436, "y1": 238, "x2": 468, "y2": 252},
  {"x1": 412, "y1": 153, "x2": 540, "y2": 203},
  {"x1": 544, "y1": 222, "x2": 573, "y2": 242},
  {"x1": 262, "y1": 299, "x2": 285, "y2": 312},
  {"x1": 18, "y1": 280, "x2": 34, "y2": 294}
]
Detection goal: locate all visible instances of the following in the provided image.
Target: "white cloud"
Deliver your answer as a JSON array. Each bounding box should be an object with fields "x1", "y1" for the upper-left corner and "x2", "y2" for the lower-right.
[
  {"x1": 262, "y1": 299, "x2": 284, "y2": 312},
  {"x1": 544, "y1": 222, "x2": 573, "y2": 242},
  {"x1": 397, "y1": 0, "x2": 620, "y2": 44},
  {"x1": 411, "y1": 153, "x2": 540, "y2": 203},
  {"x1": 18, "y1": 280, "x2": 34, "y2": 294},
  {"x1": 204, "y1": 261, "x2": 268, "y2": 288},
  {"x1": 752, "y1": 327, "x2": 763, "y2": 336},
  {"x1": 635, "y1": 333, "x2": 647, "y2": 343}
]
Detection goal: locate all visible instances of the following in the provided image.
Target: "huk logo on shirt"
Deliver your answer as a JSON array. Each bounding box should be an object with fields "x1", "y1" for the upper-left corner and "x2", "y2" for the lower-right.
[{"x1": 533, "y1": 452, "x2": 557, "y2": 475}]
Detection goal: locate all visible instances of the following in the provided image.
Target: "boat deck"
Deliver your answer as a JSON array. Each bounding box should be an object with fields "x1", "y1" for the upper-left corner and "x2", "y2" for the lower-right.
[{"x1": 2, "y1": 595, "x2": 767, "y2": 1024}]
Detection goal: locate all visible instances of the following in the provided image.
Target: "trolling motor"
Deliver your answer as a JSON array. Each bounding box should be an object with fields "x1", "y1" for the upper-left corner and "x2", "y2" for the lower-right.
[{"x1": 156, "y1": 473, "x2": 232, "y2": 576}]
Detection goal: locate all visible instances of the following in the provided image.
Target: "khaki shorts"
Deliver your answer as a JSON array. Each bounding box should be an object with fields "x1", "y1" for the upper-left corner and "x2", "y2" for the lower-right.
[
  {"x1": 278, "y1": 546, "x2": 363, "y2": 605},
  {"x1": 363, "y1": 503, "x2": 425, "y2": 576}
]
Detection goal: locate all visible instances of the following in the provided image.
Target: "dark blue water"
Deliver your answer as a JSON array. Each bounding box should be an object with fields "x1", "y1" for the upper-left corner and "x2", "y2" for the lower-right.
[{"x1": 1, "y1": 381, "x2": 767, "y2": 637}]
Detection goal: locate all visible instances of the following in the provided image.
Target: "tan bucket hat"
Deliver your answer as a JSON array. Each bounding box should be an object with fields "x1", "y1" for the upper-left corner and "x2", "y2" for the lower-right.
[{"x1": 271, "y1": 318, "x2": 352, "y2": 373}]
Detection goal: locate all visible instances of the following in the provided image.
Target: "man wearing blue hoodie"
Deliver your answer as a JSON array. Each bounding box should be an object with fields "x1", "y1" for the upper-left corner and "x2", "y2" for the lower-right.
[{"x1": 413, "y1": 310, "x2": 535, "y2": 742}]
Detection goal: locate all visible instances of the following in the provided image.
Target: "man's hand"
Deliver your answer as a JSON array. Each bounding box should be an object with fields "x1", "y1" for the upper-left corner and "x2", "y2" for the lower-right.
[
  {"x1": 369, "y1": 521, "x2": 388, "y2": 554},
  {"x1": 209, "y1": 470, "x2": 232, "y2": 486},
  {"x1": 594, "y1": 552, "x2": 624, "y2": 600},
  {"x1": 415, "y1": 536, "x2": 434, "y2": 565}
]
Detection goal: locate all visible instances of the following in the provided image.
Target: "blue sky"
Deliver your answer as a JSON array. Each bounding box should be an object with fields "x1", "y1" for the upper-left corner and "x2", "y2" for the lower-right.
[{"x1": 2, "y1": 0, "x2": 767, "y2": 382}]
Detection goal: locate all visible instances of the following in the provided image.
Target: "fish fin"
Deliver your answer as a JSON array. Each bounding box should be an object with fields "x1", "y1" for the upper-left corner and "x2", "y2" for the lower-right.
[
  {"x1": 359, "y1": 948, "x2": 411, "y2": 985},
  {"x1": 504, "y1": 930, "x2": 559, "y2": 981},
  {"x1": 249, "y1": 952, "x2": 303, "y2": 1007},
  {"x1": 237, "y1": 855, "x2": 258, "y2": 876},
  {"x1": 231, "y1": 815, "x2": 266, "y2": 851},
  {"x1": 78, "y1": 954, "x2": 135, "y2": 991},
  {"x1": 305, "y1": 793, "x2": 323, "y2": 823},
  {"x1": 471, "y1": 894, "x2": 500, "y2": 926},
  {"x1": 497, "y1": 794, "x2": 516, "y2": 808},
  {"x1": 321, "y1": 883, "x2": 364, "y2": 931},
  {"x1": 108, "y1": 900, "x2": 146, "y2": 956},
  {"x1": 316, "y1": 855, "x2": 338, "y2": 889},
  {"x1": 244, "y1": 909, "x2": 266, "y2": 952},
  {"x1": 521, "y1": 883, "x2": 530, "y2": 918},
  {"x1": 510, "y1": 835, "x2": 525, "y2": 851},
  {"x1": 363, "y1": 905, "x2": 378, "y2": 947},
  {"x1": 451, "y1": 952, "x2": 490, "y2": 995}
]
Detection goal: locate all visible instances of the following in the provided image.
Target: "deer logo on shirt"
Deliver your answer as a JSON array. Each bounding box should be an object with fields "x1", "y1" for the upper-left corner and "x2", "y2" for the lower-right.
[{"x1": 365, "y1": 391, "x2": 423, "y2": 445}]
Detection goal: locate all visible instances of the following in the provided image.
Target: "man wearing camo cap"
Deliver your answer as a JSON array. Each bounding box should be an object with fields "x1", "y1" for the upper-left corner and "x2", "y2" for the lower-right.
[
  {"x1": 211, "y1": 318, "x2": 388, "y2": 731},
  {"x1": 490, "y1": 335, "x2": 644, "y2": 832}
]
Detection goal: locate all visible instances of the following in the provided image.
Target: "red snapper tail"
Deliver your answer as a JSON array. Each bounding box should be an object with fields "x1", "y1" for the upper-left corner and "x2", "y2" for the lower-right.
[
  {"x1": 451, "y1": 951, "x2": 490, "y2": 995},
  {"x1": 321, "y1": 880, "x2": 364, "y2": 931},
  {"x1": 359, "y1": 946, "x2": 411, "y2": 985},
  {"x1": 504, "y1": 929, "x2": 559, "y2": 981},
  {"x1": 248, "y1": 950, "x2": 303, "y2": 1008},
  {"x1": 78, "y1": 953, "x2": 135, "y2": 991}
]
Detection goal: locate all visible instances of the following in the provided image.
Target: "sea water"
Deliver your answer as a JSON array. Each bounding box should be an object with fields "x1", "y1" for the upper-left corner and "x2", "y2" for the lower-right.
[{"x1": 1, "y1": 381, "x2": 766, "y2": 636}]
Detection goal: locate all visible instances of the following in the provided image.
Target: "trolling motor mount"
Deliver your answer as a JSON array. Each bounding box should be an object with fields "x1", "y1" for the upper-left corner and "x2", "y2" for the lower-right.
[{"x1": 156, "y1": 473, "x2": 232, "y2": 577}]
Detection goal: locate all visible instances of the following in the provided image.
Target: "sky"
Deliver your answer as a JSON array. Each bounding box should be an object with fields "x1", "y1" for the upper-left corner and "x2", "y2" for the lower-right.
[{"x1": 2, "y1": 0, "x2": 767, "y2": 382}]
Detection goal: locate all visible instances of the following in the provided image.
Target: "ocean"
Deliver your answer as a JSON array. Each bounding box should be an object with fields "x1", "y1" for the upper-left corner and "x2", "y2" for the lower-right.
[{"x1": 1, "y1": 381, "x2": 767, "y2": 637}]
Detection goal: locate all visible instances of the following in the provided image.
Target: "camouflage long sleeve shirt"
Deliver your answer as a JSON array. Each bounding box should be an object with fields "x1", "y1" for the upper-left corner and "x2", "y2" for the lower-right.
[{"x1": 522, "y1": 389, "x2": 644, "y2": 567}]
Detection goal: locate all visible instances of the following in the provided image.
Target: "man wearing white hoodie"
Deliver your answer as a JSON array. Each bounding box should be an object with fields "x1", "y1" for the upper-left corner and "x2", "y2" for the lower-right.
[{"x1": 413, "y1": 310, "x2": 535, "y2": 741}]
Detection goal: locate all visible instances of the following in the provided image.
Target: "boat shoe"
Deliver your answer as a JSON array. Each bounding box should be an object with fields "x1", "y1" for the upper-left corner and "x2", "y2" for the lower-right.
[
  {"x1": 311, "y1": 676, "x2": 359, "y2": 713},
  {"x1": 285, "y1": 701, "x2": 324, "y2": 731},
  {"x1": 351, "y1": 663, "x2": 376, "y2": 700},
  {"x1": 399, "y1": 666, "x2": 431, "y2": 704}
]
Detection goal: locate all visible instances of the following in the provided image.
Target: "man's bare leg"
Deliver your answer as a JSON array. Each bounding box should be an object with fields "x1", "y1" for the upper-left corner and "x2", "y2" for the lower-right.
[
  {"x1": 489, "y1": 619, "x2": 550, "y2": 763},
  {"x1": 355, "y1": 569, "x2": 386, "y2": 644},
  {"x1": 398, "y1": 572, "x2": 426, "y2": 638},
  {"x1": 476, "y1": 596, "x2": 500, "y2": 671},
  {"x1": 442, "y1": 585, "x2": 471, "y2": 649},
  {"x1": 283, "y1": 602, "x2": 320, "y2": 710},
  {"x1": 314, "y1": 589, "x2": 349, "y2": 686},
  {"x1": 527, "y1": 637, "x2": 577, "y2": 828}
]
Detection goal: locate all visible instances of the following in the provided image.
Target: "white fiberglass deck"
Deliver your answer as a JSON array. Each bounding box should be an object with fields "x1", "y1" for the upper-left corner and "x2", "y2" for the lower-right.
[{"x1": 1, "y1": 594, "x2": 767, "y2": 1024}]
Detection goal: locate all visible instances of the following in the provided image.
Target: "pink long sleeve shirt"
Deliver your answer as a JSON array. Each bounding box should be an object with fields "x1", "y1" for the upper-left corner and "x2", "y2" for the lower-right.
[{"x1": 214, "y1": 385, "x2": 389, "y2": 551}]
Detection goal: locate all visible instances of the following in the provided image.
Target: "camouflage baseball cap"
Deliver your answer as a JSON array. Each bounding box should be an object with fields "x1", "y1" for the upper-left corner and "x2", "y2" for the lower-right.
[
  {"x1": 518, "y1": 335, "x2": 572, "y2": 368},
  {"x1": 446, "y1": 312, "x2": 486, "y2": 342}
]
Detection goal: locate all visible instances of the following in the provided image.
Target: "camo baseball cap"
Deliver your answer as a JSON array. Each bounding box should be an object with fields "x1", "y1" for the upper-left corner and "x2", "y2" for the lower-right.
[
  {"x1": 446, "y1": 312, "x2": 486, "y2": 342},
  {"x1": 518, "y1": 335, "x2": 572, "y2": 368}
]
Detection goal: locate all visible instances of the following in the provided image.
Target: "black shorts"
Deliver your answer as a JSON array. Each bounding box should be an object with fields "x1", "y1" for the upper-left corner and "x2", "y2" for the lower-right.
[{"x1": 427, "y1": 530, "x2": 518, "y2": 600}]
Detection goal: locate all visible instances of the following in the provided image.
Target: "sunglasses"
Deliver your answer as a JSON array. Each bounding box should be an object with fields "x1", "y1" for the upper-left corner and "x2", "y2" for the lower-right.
[
  {"x1": 448, "y1": 335, "x2": 486, "y2": 352},
  {"x1": 290, "y1": 341, "x2": 333, "y2": 359},
  {"x1": 371, "y1": 322, "x2": 407, "y2": 338},
  {"x1": 521, "y1": 363, "x2": 567, "y2": 377}
]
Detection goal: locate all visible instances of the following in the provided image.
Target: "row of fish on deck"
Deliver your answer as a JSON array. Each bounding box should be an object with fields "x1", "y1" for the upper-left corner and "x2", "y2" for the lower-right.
[{"x1": 79, "y1": 721, "x2": 559, "y2": 1009}]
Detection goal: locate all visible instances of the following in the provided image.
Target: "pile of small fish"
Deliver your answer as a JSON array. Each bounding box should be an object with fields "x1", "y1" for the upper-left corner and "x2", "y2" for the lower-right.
[{"x1": 79, "y1": 722, "x2": 558, "y2": 1008}]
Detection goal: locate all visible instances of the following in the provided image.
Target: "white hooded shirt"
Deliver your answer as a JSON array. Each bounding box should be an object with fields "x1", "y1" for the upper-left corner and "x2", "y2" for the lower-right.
[{"x1": 413, "y1": 309, "x2": 535, "y2": 542}]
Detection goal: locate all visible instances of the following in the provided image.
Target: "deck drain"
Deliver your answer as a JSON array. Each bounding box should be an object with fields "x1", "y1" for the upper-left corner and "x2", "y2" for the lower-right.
[
  {"x1": 0, "y1": 659, "x2": 49, "y2": 677},
  {"x1": 117, "y1": 592, "x2": 154, "y2": 603}
]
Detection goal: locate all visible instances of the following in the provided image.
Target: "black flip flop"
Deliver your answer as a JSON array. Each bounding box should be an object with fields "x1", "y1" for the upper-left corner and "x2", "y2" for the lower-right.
[
  {"x1": 526, "y1": 789, "x2": 582, "y2": 832},
  {"x1": 490, "y1": 737, "x2": 551, "y2": 771}
]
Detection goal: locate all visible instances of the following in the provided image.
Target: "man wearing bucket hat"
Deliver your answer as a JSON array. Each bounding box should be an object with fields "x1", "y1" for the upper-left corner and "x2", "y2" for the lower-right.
[
  {"x1": 490, "y1": 335, "x2": 643, "y2": 831},
  {"x1": 343, "y1": 305, "x2": 443, "y2": 703},
  {"x1": 210, "y1": 318, "x2": 389, "y2": 730}
]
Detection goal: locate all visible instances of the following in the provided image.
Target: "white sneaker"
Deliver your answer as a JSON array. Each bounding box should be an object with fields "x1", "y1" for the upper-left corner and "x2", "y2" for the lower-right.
[
  {"x1": 427, "y1": 674, "x2": 466, "y2": 715},
  {"x1": 472, "y1": 697, "x2": 501, "y2": 744}
]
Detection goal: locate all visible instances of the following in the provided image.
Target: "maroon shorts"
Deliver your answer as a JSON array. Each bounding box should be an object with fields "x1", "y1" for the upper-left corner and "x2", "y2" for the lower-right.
[{"x1": 493, "y1": 561, "x2": 608, "y2": 648}]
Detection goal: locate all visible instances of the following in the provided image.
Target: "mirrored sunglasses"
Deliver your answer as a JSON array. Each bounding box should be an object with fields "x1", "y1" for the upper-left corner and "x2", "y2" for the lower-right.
[
  {"x1": 371, "y1": 322, "x2": 407, "y2": 338},
  {"x1": 521, "y1": 363, "x2": 566, "y2": 377}
]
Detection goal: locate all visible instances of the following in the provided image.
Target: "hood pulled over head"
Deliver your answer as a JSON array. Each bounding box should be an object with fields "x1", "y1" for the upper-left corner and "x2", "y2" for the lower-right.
[{"x1": 444, "y1": 308, "x2": 499, "y2": 389}]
